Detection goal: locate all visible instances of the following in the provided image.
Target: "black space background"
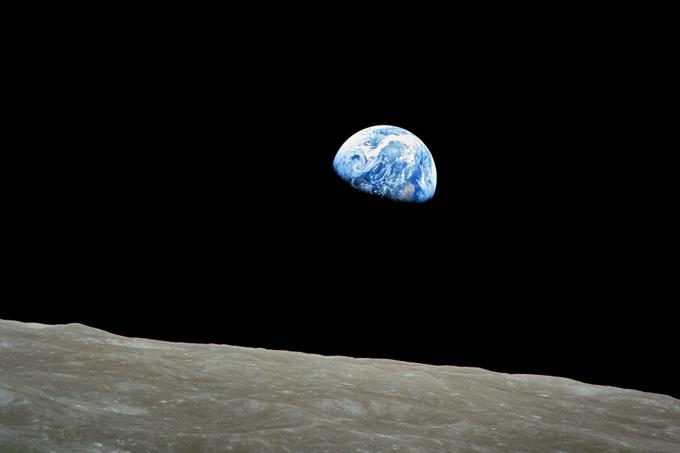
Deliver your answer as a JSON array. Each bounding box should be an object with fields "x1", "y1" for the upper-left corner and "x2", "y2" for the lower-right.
[{"x1": 5, "y1": 8, "x2": 677, "y2": 398}]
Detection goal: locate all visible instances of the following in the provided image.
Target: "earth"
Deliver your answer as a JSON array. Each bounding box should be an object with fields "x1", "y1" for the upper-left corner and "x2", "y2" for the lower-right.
[{"x1": 333, "y1": 125, "x2": 437, "y2": 202}]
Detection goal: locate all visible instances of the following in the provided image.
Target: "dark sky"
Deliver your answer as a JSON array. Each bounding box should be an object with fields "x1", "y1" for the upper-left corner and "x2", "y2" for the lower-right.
[{"x1": 5, "y1": 10, "x2": 676, "y2": 398}]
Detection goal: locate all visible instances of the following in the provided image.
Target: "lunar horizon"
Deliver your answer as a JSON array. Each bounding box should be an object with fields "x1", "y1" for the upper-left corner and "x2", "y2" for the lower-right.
[{"x1": 1, "y1": 319, "x2": 678, "y2": 452}]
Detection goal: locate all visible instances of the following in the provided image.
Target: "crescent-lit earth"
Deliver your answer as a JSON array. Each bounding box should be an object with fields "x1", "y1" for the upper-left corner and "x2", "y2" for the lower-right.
[{"x1": 333, "y1": 125, "x2": 437, "y2": 202}]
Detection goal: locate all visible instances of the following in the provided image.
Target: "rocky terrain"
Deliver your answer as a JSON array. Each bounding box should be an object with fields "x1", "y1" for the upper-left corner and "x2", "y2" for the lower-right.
[{"x1": 1, "y1": 319, "x2": 678, "y2": 452}]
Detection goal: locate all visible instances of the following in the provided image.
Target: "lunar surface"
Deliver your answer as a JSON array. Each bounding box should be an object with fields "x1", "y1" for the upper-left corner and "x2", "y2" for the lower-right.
[
  {"x1": 1, "y1": 319, "x2": 678, "y2": 452},
  {"x1": 333, "y1": 125, "x2": 436, "y2": 202}
]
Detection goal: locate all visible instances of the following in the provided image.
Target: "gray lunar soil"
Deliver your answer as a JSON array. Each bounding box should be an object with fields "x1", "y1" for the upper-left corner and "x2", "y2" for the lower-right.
[{"x1": 0, "y1": 319, "x2": 678, "y2": 452}]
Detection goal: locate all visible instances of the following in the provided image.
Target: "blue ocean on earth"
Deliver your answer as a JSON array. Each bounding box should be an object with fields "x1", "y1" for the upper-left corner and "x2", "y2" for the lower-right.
[{"x1": 333, "y1": 125, "x2": 437, "y2": 202}]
